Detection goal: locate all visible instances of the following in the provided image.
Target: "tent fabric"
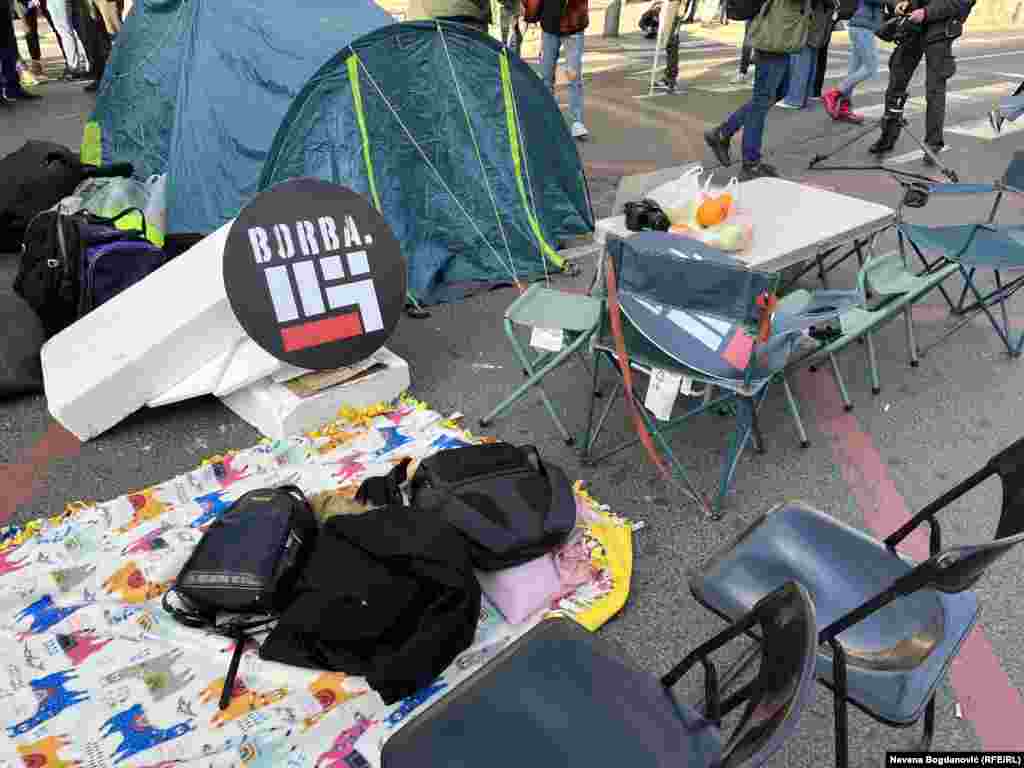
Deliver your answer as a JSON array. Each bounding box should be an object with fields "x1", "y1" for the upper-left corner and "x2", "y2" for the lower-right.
[
  {"x1": 81, "y1": 0, "x2": 193, "y2": 177},
  {"x1": 82, "y1": 0, "x2": 395, "y2": 235},
  {"x1": 259, "y1": 21, "x2": 595, "y2": 305}
]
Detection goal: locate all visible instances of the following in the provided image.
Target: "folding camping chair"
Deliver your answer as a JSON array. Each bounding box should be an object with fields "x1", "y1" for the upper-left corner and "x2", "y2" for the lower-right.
[
  {"x1": 897, "y1": 151, "x2": 1024, "y2": 359},
  {"x1": 779, "y1": 248, "x2": 960, "y2": 419},
  {"x1": 582, "y1": 232, "x2": 859, "y2": 516},
  {"x1": 381, "y1": 581, "x2": 819, "y2": 768},
  {"x1": 688, "y1": 438, "x2": 1024, "y2": 767},
  {"x1": 479, "y1": 283, "x2": 603, "y2": 444}
]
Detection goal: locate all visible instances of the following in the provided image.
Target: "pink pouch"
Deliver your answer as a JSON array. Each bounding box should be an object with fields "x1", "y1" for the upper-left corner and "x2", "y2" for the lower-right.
[{"x1": 475, "y1": 554, "x2": 561, "y2": 625}]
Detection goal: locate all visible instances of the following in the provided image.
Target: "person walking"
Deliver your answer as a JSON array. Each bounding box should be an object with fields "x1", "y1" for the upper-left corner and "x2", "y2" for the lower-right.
[
  {"x1": 1, "y1": 0, "x2": 41, "y2": 101},
  {"x1": 867, "y1": 0, "x2": 974, "y2": 163},
  {"x1": 822, "y1": 0, "x2": 881, "y2": 122},
  {"x1": 777, "y1": 0, "x2": 834, "y2": 109},
  {"x1": 704, "y1": 0, "x2": 812, "y2": 179},
  {"x1": 540, "y1": 0, "x2": 589, "y2": 139}
]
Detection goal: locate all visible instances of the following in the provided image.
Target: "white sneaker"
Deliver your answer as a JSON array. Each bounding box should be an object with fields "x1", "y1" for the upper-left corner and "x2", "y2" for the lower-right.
[
  {"x1": 571, "y1": 121, "x2": 589, "y2": 139},
  {"x1": 776, "y1": 101, "x2": 802, "y2": 110}
]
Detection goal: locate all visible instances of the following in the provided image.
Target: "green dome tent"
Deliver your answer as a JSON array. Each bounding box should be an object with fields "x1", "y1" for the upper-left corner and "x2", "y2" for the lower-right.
[{"x1": 258, "y1": 21, "x2": 595, "y2": 306}]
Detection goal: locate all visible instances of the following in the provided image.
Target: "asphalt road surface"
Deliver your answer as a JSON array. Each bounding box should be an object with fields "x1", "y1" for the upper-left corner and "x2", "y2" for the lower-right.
[{"x1": 3, "y1": 22, "x2": 1024, "y2": 766}]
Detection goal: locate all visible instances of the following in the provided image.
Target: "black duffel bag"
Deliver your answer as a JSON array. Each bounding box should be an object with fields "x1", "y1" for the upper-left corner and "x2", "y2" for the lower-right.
[
  {"x1": 0, "y1": 140, "x2": 132, "y2": 253},
  {"x1": 410, "y1": 442, "x2": 577, "y2": 571}
]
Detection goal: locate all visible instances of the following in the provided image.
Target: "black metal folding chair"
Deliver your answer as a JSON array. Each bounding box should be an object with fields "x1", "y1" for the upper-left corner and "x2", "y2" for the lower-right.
[
  {"x1": 382, "y1": 582, "x2": 819, "y2": 768},
  {"x1": 688, "y1": 438, "x2": 1024, "y2": 767}
]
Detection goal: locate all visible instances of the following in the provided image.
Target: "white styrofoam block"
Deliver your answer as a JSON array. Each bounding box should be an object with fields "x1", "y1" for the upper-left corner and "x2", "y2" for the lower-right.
[
  {"x1": 146, "y1": 339, "x2": 245, "y2": 407},
  {"x1": 213, "y1": 338, "x2": 287, "y2": 398},
  {"x1": 219, "y1": 347, "x2": 410, "y2": 440},
  {"x1": 41, "y1": 222, "x2": 241, "y2": 441}
]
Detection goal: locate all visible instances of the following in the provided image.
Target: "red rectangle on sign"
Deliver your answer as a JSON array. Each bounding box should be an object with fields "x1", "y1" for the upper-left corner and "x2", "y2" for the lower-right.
[
  {"x1": 721, "y1": 328, "x2": 755, "y2": 370},
  {"x1": 280, "y1": 312, "x2": 363, "y2": 352}
]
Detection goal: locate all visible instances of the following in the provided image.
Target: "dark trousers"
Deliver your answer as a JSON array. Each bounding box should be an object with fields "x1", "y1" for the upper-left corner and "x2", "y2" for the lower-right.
[
  {"x1": 70, "y1": 0, "x2": 109, "y2": 79},
  {"x1": 812, "y1": 24, "x2": 833, "y2": 96},
  {"x1": 0, "y1": 0, "x2": 18, "y2": 90},
  {"x1": 885, "y1": 35, "x2": 955, "y2": 148},
  {"x1": 24, "y1": 3, "x2": 63, "y2": 62}
]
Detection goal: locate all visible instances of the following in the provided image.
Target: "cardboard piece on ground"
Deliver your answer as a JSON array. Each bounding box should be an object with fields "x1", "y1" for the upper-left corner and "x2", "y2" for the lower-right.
[
  {"x1": 219, "y1": 347, "x2": 411, "y2": 440},
  {"x1": 42, "y1": 222, "x2": 241, "y2": 441}
]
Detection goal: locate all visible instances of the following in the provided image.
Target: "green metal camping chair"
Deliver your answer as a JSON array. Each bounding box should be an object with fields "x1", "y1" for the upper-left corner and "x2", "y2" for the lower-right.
[
  {"x1": 479, "y1": 283, "x2": 603, "y2": 444},
  {"x1": 779, "y1": 247, "x2": 960, "y2": 421},
  {"x1": 582, "y1": 232, "x2": 860, "y2": 516},
  {"x1": 896, "y1": 151, "x2": 1024, "y2": 359}
]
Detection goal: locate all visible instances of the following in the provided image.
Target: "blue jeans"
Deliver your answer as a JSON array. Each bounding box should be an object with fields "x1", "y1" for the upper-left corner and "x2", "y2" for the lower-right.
[
  {"x1": 783, "y1": 46, "x2": 817, "y2": 107},
  {"x1": 541, "y1": 31, "x2": 584, "y2": 124},
  {"x1": 720, "y1": 51, "x2": 790, "y2": 164},
  {"x1": 838, "y1": 26, "x2": 879, "y2": 97}
]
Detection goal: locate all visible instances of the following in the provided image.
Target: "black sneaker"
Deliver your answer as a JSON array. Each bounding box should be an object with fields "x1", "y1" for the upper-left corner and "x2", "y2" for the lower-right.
[
  {"x1": 740, "y1": 161, "x2": 779, "y2": 181},
  {"x1": 84, "y1": 80, "x2": 100, "y2": 93},
  {"x1": 704, "y1": 128, "x2": 732, "y2": 167}
]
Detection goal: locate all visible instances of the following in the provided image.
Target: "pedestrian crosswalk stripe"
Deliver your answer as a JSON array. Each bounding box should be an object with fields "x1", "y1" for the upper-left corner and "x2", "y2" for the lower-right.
[
  {"x1": 947, "y1": 116, "x2": 1024, "y2": 140},
  {"x1": 886, "y1": 145, "x2": 951, "y2": 165},
  {"x1": 858, "y1": 81, "x2": 1016, "y2": 119}
]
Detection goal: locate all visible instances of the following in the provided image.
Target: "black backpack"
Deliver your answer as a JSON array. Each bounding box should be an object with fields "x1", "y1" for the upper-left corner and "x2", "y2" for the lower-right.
[
  {"x1": 14, "y1": 207, "x2": 165, "y2": 338},
  {"x1": 727, "y1": 0, "x2": 767, "y2": 21},
  {"x1": 410, "y1": 443, "x2": 577, "y2": 571},
  {"x1": 0, "y1": 141, "x2": 132, "y2": 253},
  {"x1": 162, "y1": 486, "x2": 318, "y2": 710}
]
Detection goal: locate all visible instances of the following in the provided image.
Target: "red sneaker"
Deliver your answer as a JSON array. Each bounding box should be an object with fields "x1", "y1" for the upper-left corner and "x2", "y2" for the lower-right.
[
  {"x1": 838, "y1": 97, "x2": 864, "y2": 123},
  {"x1": 823, "y1": 88, "x2": 842, "y2": 119}
]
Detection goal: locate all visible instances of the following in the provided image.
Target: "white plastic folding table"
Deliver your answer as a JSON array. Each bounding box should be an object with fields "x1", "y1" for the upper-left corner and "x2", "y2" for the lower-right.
[{"x1": 594, "y1": 178, "x2": 897, "y2": 288}]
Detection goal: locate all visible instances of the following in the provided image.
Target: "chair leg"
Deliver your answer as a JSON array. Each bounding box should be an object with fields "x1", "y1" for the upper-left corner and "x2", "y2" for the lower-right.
[
  {"x1": 582, "y1": 348, "x2": 603, "y2": 458},
  {"x1": 866, "y1": 332, "x2": 881, "y2": 395},
  {"x1": 904, "y1": 306, "x2": 920, "y2": 368},
  {"x1": 831, "y1": 641, "x2": 851, "y2": 768},
  {"x1": 829, "y1": 353, "x2": 853, "y2": 411},
  {"x1": 920, "y1": 694, "x2": 936, "y2": 751},
  {"x1": 782, "y1": 374, "x2": 810, "y2": 448}
]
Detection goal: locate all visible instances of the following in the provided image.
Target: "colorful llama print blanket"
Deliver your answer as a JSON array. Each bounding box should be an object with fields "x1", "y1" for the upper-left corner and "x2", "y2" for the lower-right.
[{"x1": 0, "y1": 398, "x2": 634, "y2": 768}]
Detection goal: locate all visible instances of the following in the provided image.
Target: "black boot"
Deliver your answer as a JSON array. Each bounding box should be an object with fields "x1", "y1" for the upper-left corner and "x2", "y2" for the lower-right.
[
  {"x1": 869, "y1": 93, "x2": 906, "y2": 155},
  {"x1": 869, "y1": 117, "x2": 902, "y2": 154}
]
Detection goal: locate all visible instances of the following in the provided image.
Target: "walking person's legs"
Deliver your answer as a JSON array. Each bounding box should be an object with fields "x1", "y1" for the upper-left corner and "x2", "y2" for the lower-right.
[
  {"x1": 563, "y1": 31, "x2": 587, "y2": 137},
  {"x1": 812, "y1": 25, "x2": 832, "y2": 97},
  {"x1": 826, "y1": 25, "x2": 876, "y2": 121},
  {"x1": 781, "y1": 45, "x2": 814, "y2": 108},
  {"x1": 922, "y1": 38, "x2": 953, "y2": 153},
  {"x1": 869, "y1": 37, "x2": 921, "y2": 154},
  {"x1": 705, "y1": 50, "x2": 789, "y2": 177}
]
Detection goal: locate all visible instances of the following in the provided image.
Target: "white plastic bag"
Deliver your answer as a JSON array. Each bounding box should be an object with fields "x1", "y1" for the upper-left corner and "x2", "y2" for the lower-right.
[
  {"x1": 646, "y1": 164, "x2": 703, "y2": 217},
  {"x1": 144, "y1": 174, "x2": 168, "y2": 241},
  {"x1": 669, "y1": 175, "x2": 754, "y2": 252},
  {"x1": 80, "y1": 177, "x2": 149, "y2": 219}
]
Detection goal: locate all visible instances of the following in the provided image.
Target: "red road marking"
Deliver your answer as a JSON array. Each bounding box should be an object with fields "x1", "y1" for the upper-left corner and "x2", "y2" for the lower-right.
[
  {"x1": 797, "y1": 368, "x2": 1024, "y2": 750},
  {"x1": 0, "y1": 421, "x2": 82, "y2": 525}
]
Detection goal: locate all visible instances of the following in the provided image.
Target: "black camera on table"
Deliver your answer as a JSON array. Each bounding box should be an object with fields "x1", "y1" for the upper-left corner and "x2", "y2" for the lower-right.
[{"x1": 624, "y1": 199, "x2": 671, "y2": 233}]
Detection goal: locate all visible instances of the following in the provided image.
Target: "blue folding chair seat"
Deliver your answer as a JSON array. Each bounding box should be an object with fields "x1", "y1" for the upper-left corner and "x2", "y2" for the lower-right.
[{"x1": 688, "y1": 438, "x2": 1024, "y2": 767}]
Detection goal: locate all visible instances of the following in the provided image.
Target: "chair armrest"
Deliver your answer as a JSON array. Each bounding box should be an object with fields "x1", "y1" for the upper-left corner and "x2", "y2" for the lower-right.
[{"x1": 885, "y1": 462, "x2": 997, "y2": 554}]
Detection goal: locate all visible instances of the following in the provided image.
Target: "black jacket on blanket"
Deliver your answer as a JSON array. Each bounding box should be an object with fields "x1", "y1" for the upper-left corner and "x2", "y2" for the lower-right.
[{"x1": 259, "y1": 504, "x2": 481, "y2": 704}]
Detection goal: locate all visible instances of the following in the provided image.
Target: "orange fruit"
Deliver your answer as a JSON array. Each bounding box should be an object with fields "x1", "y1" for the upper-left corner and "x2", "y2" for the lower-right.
[{"x1": 697, "y1": 196, "x2": 728, "y2": 228}]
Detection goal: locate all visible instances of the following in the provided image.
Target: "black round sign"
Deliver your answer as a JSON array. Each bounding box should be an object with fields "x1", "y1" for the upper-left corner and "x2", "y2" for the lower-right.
[{"x1": 223, "y1": 178, "x2": 407, "y2": 370}]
